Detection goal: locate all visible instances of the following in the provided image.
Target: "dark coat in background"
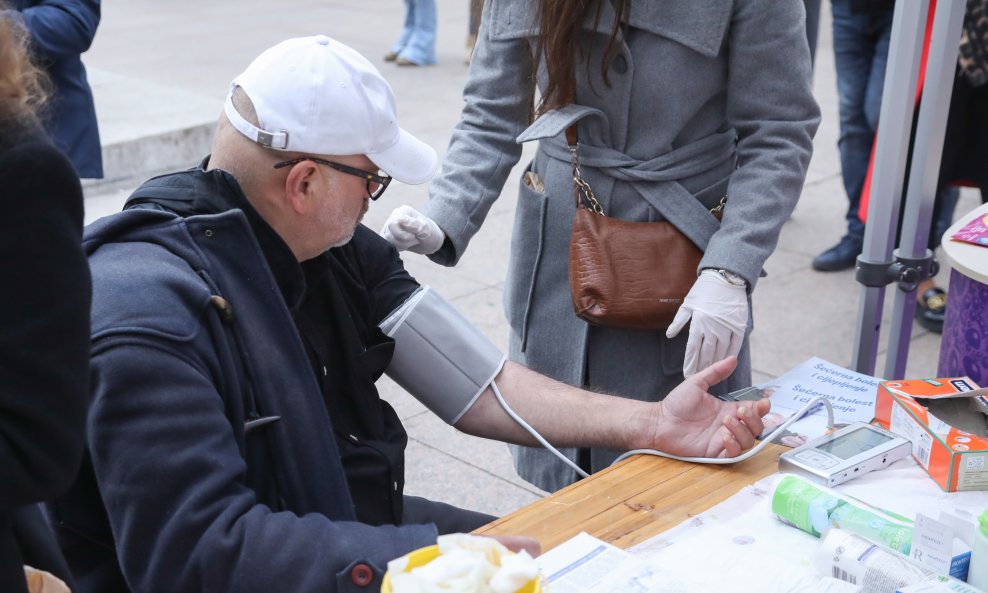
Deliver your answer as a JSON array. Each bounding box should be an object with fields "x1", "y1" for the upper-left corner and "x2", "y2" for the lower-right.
[
  {"x1": 7, "y1": 0, "x2": 103, "y2": 178},
  {"x1": 0, "y1": 118, "x2": 91, "y2": 593}
]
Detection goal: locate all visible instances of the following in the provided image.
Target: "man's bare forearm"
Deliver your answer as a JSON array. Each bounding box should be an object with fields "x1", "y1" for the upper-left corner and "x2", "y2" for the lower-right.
[{"x1": 453, "y1": 361, "x2": 658, "y2": 450}]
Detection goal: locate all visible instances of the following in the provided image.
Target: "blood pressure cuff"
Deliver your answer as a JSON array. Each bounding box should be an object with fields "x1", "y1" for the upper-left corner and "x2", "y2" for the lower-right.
[{"x1": 380, "y1": 286, "x2": 506, "y2": 425}]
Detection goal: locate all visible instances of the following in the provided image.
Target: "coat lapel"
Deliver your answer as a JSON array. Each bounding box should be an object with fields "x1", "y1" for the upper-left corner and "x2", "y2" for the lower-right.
[{"x1": 629, "y1": 0, "x2": 732, "y2": 58}]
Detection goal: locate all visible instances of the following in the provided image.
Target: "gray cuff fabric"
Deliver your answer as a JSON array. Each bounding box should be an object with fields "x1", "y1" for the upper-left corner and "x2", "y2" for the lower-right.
[{"x1": 381, "y1": 287, "x2": 506, "y2": 424}]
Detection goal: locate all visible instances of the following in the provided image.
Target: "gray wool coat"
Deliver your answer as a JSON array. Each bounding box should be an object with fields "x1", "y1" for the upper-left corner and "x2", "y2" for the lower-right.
[{"x1": 422, "y1": 0, "x2": 820, "y2": 492}]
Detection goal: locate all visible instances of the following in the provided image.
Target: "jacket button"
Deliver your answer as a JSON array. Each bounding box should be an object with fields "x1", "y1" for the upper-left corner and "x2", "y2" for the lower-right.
[
  {"x1": 208, "y1": 295, "x2": 235, "y2": 324},
  {"x1": 351, "y1": 563, "x2": 373, "y2": 587},
  {"x1": 613, "y1": 54, "x2": 628, "y2": 74}
]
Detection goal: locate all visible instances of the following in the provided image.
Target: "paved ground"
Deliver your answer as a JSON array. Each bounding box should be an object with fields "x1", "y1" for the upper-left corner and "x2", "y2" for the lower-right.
[{"x1": 79, "y1": 0, "x2": 982, "y2": 517}]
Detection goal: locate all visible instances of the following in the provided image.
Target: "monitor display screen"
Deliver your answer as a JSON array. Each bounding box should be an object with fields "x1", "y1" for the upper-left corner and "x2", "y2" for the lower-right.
[{"x1": 816, "y1": 428, "x2": 892, "y2": 460}]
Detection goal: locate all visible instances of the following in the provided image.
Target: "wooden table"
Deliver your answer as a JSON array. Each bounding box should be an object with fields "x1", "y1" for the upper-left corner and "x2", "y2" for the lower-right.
[{"x1": 476, "y1": 444, "x2": 785, "y2": 552}]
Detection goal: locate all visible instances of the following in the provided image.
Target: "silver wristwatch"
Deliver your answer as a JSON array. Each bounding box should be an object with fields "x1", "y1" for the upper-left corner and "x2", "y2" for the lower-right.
[{"x1": 703, "y1": 268, "x2": 748, "y2": 288}]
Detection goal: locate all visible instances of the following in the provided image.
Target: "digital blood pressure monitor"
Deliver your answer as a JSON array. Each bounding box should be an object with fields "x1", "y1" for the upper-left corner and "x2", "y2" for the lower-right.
[{"x1": 778, "y1": 422, "x2": 911, "y2": 487}]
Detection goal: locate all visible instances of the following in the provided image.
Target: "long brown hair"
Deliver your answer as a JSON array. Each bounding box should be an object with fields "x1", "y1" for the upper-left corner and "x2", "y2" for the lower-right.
[
  {"x1": 0, "y1": 4, "x2": 50, "y2": 122},
  {"x1": 530, "y1": 0, "x2": 629, "y2": 120}
]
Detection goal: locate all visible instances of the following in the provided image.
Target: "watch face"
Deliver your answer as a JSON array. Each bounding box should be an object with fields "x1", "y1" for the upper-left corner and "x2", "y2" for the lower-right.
[
  {"x1": 702, "y1": 268, "x2": 746, "y2": 287},
  {"x1": 720, "y1": 270, "x2": 746, "y2": 287}
]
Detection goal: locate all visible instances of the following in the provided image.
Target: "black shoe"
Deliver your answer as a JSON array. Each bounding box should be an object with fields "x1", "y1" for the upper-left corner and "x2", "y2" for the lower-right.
[
  {"x1": 916, "y1": 287, "x2": 947, "y2": 333},
  {"x1": 812, "y1": 234, "x2": 863, "y2": 272}
]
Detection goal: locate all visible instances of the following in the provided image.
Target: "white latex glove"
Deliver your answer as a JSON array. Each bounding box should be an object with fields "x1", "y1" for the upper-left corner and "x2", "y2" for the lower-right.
[
  {"x1": 666, "y1": 270, "x2": 748, "y2": 377},
  {"x1": 379, "y1": 205, "x2": 446, "y2": 255}
]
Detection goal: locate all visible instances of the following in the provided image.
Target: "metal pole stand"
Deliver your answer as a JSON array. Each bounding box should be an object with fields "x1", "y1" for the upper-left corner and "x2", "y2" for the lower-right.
[{"x1": 851, "y1": 0, "x2": 966, "y2": 378}]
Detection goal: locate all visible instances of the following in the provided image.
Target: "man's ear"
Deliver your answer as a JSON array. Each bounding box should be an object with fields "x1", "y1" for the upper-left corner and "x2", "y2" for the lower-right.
[{"x1": 283, "y1": 161, "x2": 318, "y2": 214}]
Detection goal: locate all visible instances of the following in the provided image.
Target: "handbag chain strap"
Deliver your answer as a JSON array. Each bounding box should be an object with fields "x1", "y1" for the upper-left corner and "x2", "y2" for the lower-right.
[
  {"x1": 563, "y1": 76, "x2": 725, "y2": 220},
  {"x1": 566, "y1": 124, "x2": 604, "y2": 215},
  {"x1": 567, "y1": 124, "x2": 725, "y2": 219}
]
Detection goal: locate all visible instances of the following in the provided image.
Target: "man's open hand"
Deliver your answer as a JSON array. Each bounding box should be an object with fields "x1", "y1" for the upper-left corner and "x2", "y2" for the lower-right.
[{"x1": 649, "y1": 357, "x2": 770, "y2": 458}]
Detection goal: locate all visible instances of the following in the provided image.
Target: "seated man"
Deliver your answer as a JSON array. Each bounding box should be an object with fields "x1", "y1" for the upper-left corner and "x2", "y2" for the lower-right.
[{"x1": 50, "y1": 36, "x2": 770, "y2": 593}]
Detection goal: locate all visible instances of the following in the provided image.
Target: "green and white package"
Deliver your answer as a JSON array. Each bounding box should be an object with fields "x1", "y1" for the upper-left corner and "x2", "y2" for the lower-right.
[{"x1": 772, "y1": 474, "x2": 914, "y2": 554}]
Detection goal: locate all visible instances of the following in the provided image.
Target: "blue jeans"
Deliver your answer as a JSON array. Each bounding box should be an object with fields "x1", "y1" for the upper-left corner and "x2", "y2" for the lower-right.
[
  {"x1": 831, "y1": 0, "x2": 894, "y2": 241},
  {"x1": 390, "y1": 0, "x2": 437, "y2": 65}
]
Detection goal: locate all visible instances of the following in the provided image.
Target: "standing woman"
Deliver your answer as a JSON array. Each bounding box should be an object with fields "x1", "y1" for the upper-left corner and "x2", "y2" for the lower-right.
[
  {"x1": 382, "y1": 0, "x2": 819, "y2": 492},
  {"x1": 0, "y1": 6, "x2": 92, "y2": 592}
]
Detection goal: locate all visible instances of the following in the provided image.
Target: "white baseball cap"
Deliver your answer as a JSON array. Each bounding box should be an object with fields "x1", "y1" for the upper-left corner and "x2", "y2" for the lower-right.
[{"x1": 224, "y1": 35, "x2": 438, "y2": 185}]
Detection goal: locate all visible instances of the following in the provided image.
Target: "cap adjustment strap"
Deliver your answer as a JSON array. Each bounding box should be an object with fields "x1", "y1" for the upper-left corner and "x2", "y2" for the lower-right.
[{"x1": 224, "y1": 95, "x2": 290, "y2": 150}]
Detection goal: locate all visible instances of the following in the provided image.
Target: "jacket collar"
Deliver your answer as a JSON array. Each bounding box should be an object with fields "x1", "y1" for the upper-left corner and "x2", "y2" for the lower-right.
[
  {"x1": 626, "y1": 1, "x2": 731, "y2": 58},
  {"x1": 488, "y1": 0, "x2": 730, "y2": 58},
  {"x1": 124, "y1": 158, "x2": 307, "y2": 309}
]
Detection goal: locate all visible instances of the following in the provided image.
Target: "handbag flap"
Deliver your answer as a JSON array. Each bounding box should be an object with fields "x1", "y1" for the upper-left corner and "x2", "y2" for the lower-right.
[{"x1": 569, "y1": 208, "x2": 701, "y2": 330}]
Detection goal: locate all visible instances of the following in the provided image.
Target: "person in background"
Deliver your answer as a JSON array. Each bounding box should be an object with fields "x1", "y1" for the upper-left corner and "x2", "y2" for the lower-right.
[
  {"x1": 813, "y1": 0, "x2": 895, "y2": 273},
  {"x1": 385, "y1": 0, "x2": 436, "y2": 66},
  {"x1": 4, "y1": 0, "x2": 102, "y2": 179},
  {"x1": 814, "y1": 0, "x2": 976, "y2": 335},
  {"x1": 0, "y1": 6, "x2": 92, "y2": 593},
  {"x1": 380, "y1": 0, "x2": 819, "y2": 492},
  {"x1": 49, "y1": 35, "x2": 771, "y2": 593},
  {"x1": 937, "y1": 0, "x2": 988, "y2": 206},
  {"x1": 913, "y1": 0, "x2": 988, "y2": 333}
]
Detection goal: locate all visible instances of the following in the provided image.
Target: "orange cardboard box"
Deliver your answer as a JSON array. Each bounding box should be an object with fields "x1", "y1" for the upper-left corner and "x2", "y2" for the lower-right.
[{"x1": 875, "y1": 378, "x2": 988, "y2": 492}]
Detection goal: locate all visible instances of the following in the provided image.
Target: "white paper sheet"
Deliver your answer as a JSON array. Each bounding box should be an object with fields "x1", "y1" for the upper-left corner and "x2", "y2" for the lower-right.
[
  {"x1": 608, "y1": 458, "x2": 988, "y2": 593},
  {"x1": 756, "y1": 357, "x2": 881, "y2": 446},
  {"x1": 536, "y1": 532, "x2": 657, "y2": 593}
]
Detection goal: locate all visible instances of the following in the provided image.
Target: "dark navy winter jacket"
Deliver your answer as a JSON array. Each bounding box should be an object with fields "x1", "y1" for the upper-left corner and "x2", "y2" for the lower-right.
[{"x1": 49, "y1": 168, "x2": 437, "y2": 593}]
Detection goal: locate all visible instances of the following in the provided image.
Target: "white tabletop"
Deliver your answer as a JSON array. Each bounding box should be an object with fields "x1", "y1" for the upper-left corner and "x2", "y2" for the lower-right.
[{"x1": 942, "y1": 202, "x2": 988, "y2": 285}]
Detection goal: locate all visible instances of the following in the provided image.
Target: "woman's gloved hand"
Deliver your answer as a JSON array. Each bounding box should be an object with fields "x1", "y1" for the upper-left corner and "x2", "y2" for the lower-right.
[
  {"x1": 380, "y1": 205, "x2": 446, "y2": 255},
  {"x1": 666, "y1": 269, "x2": 748, "y2": 377}
]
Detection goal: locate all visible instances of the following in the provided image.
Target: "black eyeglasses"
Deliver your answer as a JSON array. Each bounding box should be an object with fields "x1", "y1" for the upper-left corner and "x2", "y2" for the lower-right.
[{"x1": 273, "y1": 157, "x2": 392, "y2": 200}]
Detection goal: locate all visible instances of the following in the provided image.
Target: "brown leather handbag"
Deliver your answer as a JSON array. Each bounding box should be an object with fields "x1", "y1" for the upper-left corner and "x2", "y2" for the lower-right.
[{"x1": 567, "y1": 127, "x2": 723, "y2": 331}]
